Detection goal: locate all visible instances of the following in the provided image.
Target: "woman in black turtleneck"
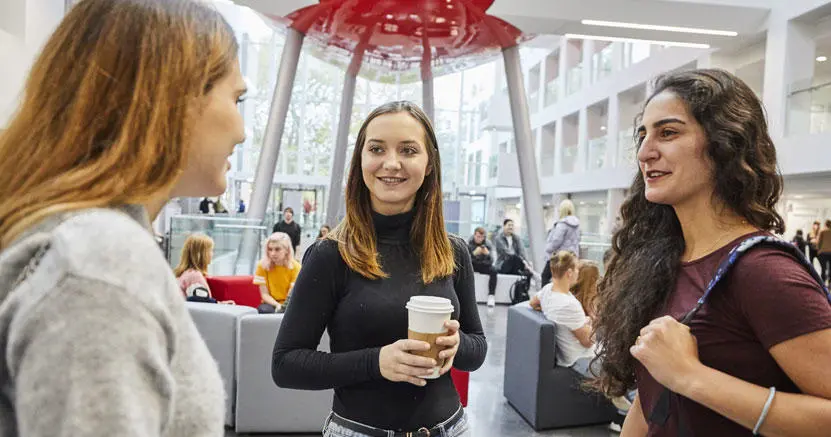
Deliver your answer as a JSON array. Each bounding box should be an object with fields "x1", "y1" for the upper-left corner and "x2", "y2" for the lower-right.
[{"x1": 272, "y1": 101, "x2": 486, "y2": 436}]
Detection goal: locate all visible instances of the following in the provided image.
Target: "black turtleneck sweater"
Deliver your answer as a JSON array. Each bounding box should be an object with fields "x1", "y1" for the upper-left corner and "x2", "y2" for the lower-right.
[{"x1": 272, "y1": 210, "x2": 487, "y2": 430}]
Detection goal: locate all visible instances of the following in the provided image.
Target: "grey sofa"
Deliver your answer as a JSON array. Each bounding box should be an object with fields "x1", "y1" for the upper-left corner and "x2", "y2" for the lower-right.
[
  {"x1": 187, "y1": 302, "x2": 257, "y2": 426},
  {"x1": 235, "y1": 314, "x2": 334, "y2": 433},
  {"x1": 503, "y1": 304, "x2": 617, "y2": 430},
  {"x1": 185, "y1": 303, "x2": 333, "y2": 433}
]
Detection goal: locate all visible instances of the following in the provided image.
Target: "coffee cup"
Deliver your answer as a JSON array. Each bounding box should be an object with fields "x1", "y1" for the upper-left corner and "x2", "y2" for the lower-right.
[{"x1": 406, "y1": 295, "x2": 455, "y2": 379}]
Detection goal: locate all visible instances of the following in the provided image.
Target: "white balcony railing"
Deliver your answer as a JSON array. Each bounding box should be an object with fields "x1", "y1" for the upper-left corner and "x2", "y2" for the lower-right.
[{"x1": 787, "y1": 80, "x2": 831, "y2": 136}]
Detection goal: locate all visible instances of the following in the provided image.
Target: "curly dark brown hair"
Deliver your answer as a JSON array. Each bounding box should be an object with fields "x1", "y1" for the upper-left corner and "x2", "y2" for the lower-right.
[{"x1": 592, "y1": 69, "x2": 785, "y2": 397}]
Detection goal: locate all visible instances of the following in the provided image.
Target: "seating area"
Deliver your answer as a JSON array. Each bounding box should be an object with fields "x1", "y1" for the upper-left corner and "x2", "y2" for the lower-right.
[
  {"x1": 196, "y1": 275, "x2": 614, "y2": 433},
  {"x1": 503, "y1": 304, "x2": 617, "y2": 430},
  {"x1": 473, "y1": 272, "x2": 525, "y2": 304},
  {"x1": 187, "y1": 276, "x2": 470, "y2": 433}
]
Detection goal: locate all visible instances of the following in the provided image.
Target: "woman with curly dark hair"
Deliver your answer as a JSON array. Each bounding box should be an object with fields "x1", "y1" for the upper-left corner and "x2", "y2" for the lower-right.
[{"x1": 593, "y1": 69, "x2": 831, "y2": 436}]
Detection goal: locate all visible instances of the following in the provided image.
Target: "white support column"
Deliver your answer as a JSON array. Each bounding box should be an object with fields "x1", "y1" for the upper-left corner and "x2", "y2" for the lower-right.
[
  {"x1": 764, "y1": 17, "x2": 816, "y2": 139},
  {"x1": 554, "y1": 116, "x2": 564, "y2": 175},
  {"x1": 238, "y1": 28, "x2": 304, "y2": 273},
  {"x1": 326, "y1": 69, "x2": 358, "y2": 227},
  {"x1": 557, "y1": 38, "x2": 569, "y2": 100},
  {"x1": 607, "y1": 92, "x2": 620, "y2": 168},
  {"x1": 423, "y1": 78, "x2": 435, "y2": 121},
  {"x1": 604, "y1": 189, "x2": 626, "y2": 235},
  {"x1": 537, "y1": 52, "x2": 547, "y2": 114},
  {"x1": 582, "y1": 39, "x2": 595, "y2": 87},
  {"x1": 577, "y1": 107, "x2": 589, "y2": 172},
  {"x1": 503, "y1": 45, "x2": 547, "y2": 269},
  {"x1": 611, "y1": 42, "x2": 624, "y2": 73}
]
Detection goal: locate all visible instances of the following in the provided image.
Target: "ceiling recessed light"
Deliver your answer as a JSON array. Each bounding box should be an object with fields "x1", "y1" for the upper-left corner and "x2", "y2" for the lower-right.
[
  {"x1": 600, "y1": 126, "x2": 607, "y2": 131},
  {"x1": 581, "y1": 19, "x2": 737, "y2": 36},
  {"x1": 817, "y1": 56, "x2": 828, "y2": 62},
  {"x1": 564, "y1": 33, "x2": 710, "y2": 49},
  {"x1": 447, "y1": 4, "x2": 454, "y2": 8},
  {"x1": 385, "y1": 14, "x2": 393, "y2": 19},
  {"x1": 435, "y1": 17, "x2": 446, "y2": 23}
]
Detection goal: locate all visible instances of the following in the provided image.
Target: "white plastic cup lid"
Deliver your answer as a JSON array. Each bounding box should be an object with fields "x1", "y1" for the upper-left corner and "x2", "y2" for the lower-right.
[{"x1": 405, "y1": 295, "x2": 454, "y2": 314}]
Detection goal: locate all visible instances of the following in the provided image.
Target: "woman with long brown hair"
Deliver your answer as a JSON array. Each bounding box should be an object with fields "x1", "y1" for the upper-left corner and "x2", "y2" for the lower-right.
[
  {"x1": 272, "y1": 101, "x2": 486, "y2": 436},
  {"x1": 593, "y1": 70, "x2": 831, "y2": 436},
  {"x1": 570, "y1": 260, "x2": 600, "y2": 319},
  {"x1": 0, "y1": 0, "x2": 246, "y2": 434}
]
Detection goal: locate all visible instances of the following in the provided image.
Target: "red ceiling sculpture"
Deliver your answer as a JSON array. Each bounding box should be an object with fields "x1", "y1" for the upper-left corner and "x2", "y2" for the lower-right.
[{"x1": 267, "y1": 0, "x2": 528, "y2": 77}]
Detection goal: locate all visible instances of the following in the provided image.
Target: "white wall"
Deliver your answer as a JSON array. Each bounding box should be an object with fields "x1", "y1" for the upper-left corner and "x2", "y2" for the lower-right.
[
  {"x1": 0, "y1": 30, "x2": 26, "y2": 128},
  {"x1": 0, "y1": 0, "x2": 64, "y2": 128}
]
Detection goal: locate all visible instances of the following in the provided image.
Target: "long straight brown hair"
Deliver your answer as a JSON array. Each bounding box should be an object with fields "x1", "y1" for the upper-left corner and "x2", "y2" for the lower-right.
[
  {"x1": 0, "y1": 0, "x2": 237, "y2": 248},
  {"x1": 174, "y1": 233, "x2": 214, "y2": 277},
  {"x1": 330, "y1": 101, "x2": 454, "y2": 284}
]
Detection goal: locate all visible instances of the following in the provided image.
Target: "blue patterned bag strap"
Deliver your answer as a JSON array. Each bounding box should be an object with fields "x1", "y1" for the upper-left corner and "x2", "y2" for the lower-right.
[
  {"x1": 649, "y1": 235, "x2": 830, "y2": 433},
  {"x1": 680, "y1": 235, "x2": 830, "y2": 324}
]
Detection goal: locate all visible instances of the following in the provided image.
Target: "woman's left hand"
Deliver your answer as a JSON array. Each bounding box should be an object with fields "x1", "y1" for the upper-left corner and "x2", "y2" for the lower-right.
[
  {"x1": 436, "y1": 320, "x2": 460, "y2": 376},
  {"x1": 630, "y1": 316, "x2": 702, "y2": 394}
]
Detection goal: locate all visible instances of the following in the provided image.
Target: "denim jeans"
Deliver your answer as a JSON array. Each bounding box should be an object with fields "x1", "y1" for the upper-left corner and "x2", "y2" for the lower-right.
[{"x1": 322, "y1": 408, "x2": 471, "y2": 437}]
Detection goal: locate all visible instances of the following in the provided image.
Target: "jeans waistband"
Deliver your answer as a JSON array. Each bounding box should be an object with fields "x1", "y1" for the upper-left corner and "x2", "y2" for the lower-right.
[{"x1": 327, "y1": 406, "x2": 464, "y2": 437}]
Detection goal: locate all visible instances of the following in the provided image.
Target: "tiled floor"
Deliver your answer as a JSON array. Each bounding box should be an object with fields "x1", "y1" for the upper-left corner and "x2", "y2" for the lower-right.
[{"x1": 228, "y1": 305, "x2": 614, "y2": 437}]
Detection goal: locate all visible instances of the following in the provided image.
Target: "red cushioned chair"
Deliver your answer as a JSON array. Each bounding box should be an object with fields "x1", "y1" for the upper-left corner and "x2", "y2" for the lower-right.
[
  {"x1": 451, "y1": 369, "x2": 469, "y2": 407},
  {"x1": 204, "y1": 276, "x2": 470, "y2": 406},
  {"x1": 206, "y1": 276, "x2": 261, "y2": 308}
]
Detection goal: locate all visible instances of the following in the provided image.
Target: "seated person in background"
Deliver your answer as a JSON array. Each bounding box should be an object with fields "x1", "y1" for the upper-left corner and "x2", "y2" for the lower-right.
[
  {"x1": 174, "y1": 234, "x2": 234, "y2": 304},
  {"x1": 536, "y1": 251, "x2": 631, "y2": 419},
  {"x1": 469, "y1": 227, "x2": 498, "y2": 307},
  {"x1": 571, "y1": 261, "x2": 600, "y2": 320},
  {"x1": 494, "y1": 218, "x2": 533, "y2": 277},
  {"x1": 254, "y1": 232, "x2": 301, "y2": 313},
  {"x1": 530, "y1": 260, "x2": 599, "y2": 318},
  {"x1": 536, "y1": 251, "x2": 595, "y2": 370}
]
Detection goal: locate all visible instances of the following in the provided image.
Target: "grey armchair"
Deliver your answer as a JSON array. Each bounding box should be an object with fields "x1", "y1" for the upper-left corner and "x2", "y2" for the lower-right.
[
  {"x1": 503, "y1": 304, "x2": 617, "y2": 430},
  {"x1": 186, "y1": 302, "x2": 257, "y2": 426},
  {"x1": 235, "y1": 314, "x2": 334, "y2": 433}
]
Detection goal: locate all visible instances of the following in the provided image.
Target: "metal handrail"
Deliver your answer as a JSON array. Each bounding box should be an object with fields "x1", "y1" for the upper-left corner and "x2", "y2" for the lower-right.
[{"x1": 789, "y1": 80, "x2": 831, "y2": 96}]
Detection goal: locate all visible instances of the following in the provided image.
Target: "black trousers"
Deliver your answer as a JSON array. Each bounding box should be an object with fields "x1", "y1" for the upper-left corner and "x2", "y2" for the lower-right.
[
  {"x1": 499, "y1": 254, "x2": 529, "y2": 276},
  {"x1": 473, "y1": 262, "x2": 497, "y2": 295},
  {"x1": 820, "y1": 253, "x2": 831, "y2": 283},
  {"x1": 540, "y1": 260, "x2": 552, "y2": 287}
]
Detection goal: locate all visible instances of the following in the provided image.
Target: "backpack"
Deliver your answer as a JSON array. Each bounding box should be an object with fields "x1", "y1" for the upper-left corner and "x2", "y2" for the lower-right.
[
  {"x1": 185, "y1": 283, "x2": 217, "y2": 304},
  {"x1": 648, "y1": 235, "x2": 831, "y2": 436},
  {"x1": 509, "y1": 275, "x2": 531, "y2": 304}
]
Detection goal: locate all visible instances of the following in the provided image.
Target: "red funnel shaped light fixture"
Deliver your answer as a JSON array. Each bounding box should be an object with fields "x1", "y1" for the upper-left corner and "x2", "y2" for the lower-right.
[{"x1": 265, "y1": 0, "x2": 528, "y2": 79}]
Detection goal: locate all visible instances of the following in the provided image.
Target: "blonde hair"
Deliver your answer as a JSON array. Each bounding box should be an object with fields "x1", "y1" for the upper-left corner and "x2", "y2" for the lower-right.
[
  {"x1": 174, "y1": 233, "x2": 214, "y2": 277},
  {"x1": 330, "y1": 101, "x2": 454, "y2": 284},
  {"x1": 570, "y1": 260, "x2": 600, "y2": 316},
  {"x1": 559, "y1": 199, "x2": 575, "y2": 219},
  {"x1": 0, "y1": 0, "x2": 238, "y2": 248},
  {"x1": 261, "y1": 232, "x2": 294, "y2": 270},
  {"x1": 549, "y1": 250, "x2": 578, "y2": 279}
]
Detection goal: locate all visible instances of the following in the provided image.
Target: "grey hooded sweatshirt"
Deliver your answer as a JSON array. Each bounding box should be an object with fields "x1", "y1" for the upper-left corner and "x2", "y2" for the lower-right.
[
  {"x1": 545, "y1": 215, "x2": 581, "y2": 258},
  {"x1": 0, "y1": 206, "x2": 225, "y2": 437}
]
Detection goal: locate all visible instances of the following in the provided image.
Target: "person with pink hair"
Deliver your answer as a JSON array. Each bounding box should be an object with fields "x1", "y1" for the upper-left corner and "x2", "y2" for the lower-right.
[{"x1": 253, "y1": 232, "x2": 301, "y2": 313}]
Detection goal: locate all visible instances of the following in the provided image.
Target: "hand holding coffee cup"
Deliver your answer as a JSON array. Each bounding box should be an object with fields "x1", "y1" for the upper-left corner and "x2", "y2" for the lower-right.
[
  {"x1": 379, "y1": 339, "x2": 438, "y2": 387},
  {"x1": 406, "y1": 296, "x2": 456, "y2": 380},
  {"x1": 435, "y1": 319, "x2": 460, "y2": 376}
]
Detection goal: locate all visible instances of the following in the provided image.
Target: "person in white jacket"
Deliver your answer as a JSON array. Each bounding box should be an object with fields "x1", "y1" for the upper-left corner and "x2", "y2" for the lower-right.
[{"x1": 541, "y1": 199, "x2": 581, "y2": 286}]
